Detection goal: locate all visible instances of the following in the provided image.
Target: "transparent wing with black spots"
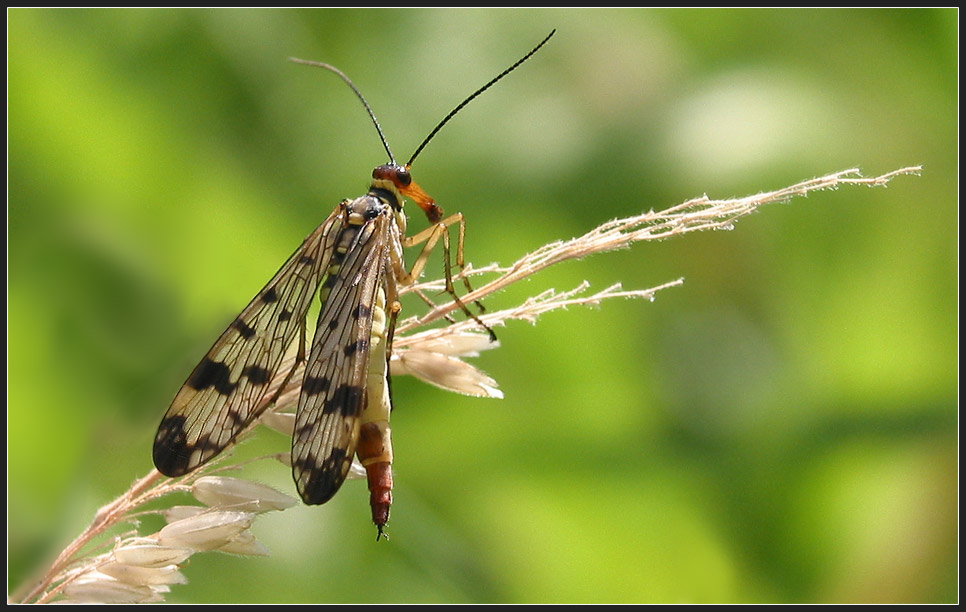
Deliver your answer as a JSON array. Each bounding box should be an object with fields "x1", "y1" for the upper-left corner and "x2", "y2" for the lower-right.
[
  {"x1": 153, "y1": 211, "x2": 343, "y2": 477},
  {"x1": 291, "y1": 197, "x2": 395, "y2": 505}
]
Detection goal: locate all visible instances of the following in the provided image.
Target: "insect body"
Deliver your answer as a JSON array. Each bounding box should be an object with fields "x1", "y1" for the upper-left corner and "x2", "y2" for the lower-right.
[{"x1": 153, "y1": 31, "x2": 555, "y2": 538}]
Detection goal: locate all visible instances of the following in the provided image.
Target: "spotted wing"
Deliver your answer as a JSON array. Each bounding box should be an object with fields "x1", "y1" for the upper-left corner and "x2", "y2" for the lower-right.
[
  {"x1": 154, "y1": 210, "x2": 344, "y2": 476},
  {"x1": 291, "y1": 211, "x2": 392, "y2": 504}
]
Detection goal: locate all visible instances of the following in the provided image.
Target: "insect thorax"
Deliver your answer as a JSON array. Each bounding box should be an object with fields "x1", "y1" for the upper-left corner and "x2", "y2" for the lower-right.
[{"x1": 367, "y1": 178, "x2": 408, "y2": 235}]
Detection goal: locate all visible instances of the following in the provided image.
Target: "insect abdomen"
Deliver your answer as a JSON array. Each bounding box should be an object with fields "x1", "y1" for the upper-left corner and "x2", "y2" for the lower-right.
[{"x1": 358, "y1": 283, "x2": 393, "y2": 535}]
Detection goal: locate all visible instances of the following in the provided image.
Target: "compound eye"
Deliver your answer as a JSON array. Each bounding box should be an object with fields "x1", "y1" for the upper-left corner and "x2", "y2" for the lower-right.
[{"x1": 394, "y1": 167, "x2": 412, "y2": 187}]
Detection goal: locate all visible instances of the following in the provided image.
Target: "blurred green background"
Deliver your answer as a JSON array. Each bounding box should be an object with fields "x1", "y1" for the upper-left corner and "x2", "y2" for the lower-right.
[{"x1": 8, "y1": 8, "x2": 957, "y2": 604}]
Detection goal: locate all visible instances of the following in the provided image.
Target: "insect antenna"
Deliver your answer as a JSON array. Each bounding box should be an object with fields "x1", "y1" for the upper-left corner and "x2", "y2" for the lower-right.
[
  {"x1": 405, "y1": 29, "x2": 556, "y2": 168},
  {"x1": 402, "y1": 30, "x2": 556, "y2": 339},
  {"x1": 290, "y1": 31, "x2": 556, "y2": 342},
  {"x1": 287, "y1": 57, "x2": 398, "y2": 165}
]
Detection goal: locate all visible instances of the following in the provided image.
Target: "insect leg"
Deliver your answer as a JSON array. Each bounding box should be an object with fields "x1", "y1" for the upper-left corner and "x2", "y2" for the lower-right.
[{"x1": 403, "y1": 213, "x2": 496, "y2": 340}]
